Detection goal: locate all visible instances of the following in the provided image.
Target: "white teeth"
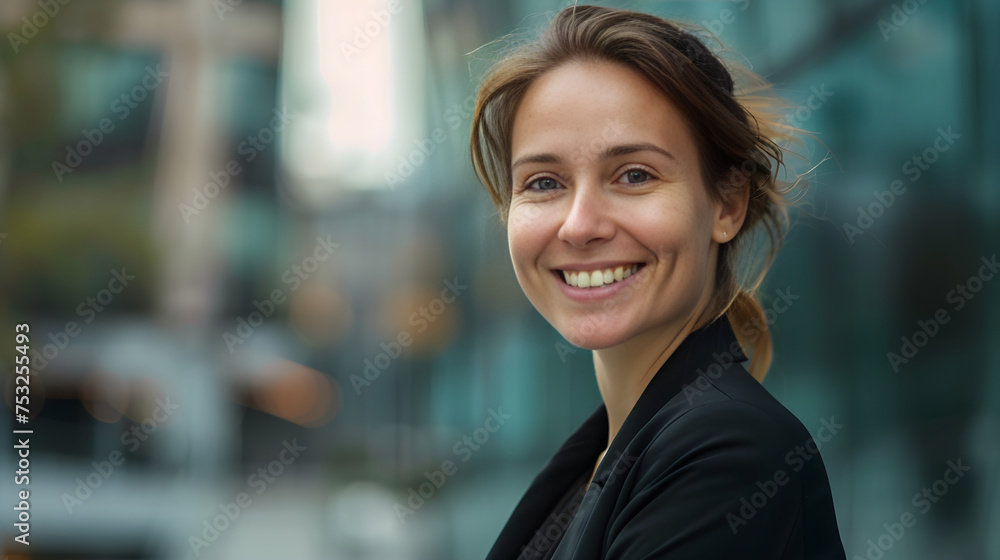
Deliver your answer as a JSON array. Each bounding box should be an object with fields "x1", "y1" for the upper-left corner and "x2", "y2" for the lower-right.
[{"x1": 562, "y1": 264, "x2": 640, "y2": 288}]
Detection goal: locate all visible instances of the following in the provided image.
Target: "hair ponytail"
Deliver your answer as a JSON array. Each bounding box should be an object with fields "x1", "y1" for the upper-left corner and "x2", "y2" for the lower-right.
[{"x1": 726, "y1": 291, "x2": 772, "y2": 382}]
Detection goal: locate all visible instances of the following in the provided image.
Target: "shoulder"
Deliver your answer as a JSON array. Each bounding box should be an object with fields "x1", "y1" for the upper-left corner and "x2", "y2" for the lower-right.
[
  {"x1": 602, "y1": 367, "x2": 844, "y2": 557},
  {"x1": 640, "y1": 397, "x2": 805, "y2": 482},
  {"x1": 606, "y1": 400, "x2": 811, "y2": 556},
  {"x1": 651, "y1": 361, "x2": 812, "y2": 455},
  {"x1": 622, "y1": 364, "x2": 826, "y2": 500}
]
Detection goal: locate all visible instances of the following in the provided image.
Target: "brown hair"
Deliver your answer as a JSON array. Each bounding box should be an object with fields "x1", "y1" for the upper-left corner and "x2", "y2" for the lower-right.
[{"x1": 469, "y1": 5, "x2": 804, "y2": 381}]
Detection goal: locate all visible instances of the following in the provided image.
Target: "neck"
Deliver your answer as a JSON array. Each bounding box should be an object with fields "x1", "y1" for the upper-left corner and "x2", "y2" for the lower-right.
[
  {"x1": 590, "y1": 319, "x2": 690, "y2": 449},
  {"x1": 591, "y1": 293, "x2": 717, "y2": 450}
]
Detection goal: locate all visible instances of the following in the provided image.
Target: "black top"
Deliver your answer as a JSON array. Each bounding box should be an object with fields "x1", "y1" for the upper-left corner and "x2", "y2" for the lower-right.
[
  {"x1": 486, "y1": 317, "x2": 846, "y2": 560},
  {"x1": 535, "y1": 472, "x2": 589, "y2": 560}
]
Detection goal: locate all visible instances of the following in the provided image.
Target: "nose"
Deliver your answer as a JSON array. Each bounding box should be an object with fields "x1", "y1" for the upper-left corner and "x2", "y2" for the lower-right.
[{"x1": 557, "y1": 181, "x2": 615, "y2": 248}]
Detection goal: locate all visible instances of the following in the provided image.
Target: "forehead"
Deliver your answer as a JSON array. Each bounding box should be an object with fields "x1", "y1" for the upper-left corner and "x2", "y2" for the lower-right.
[{"x1": 510, "y1": 59, "x2": 696, "y2": 162}]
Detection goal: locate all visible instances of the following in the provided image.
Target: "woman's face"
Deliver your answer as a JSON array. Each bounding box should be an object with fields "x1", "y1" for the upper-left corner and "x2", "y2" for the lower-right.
[{"x1": 508, "y1": 59, "x2": 735, "y2": 350}]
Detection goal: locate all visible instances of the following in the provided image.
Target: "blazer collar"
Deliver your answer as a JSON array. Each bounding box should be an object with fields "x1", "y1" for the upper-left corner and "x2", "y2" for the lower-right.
[
  {"x1": 486, "y1": 316, "x2": 747, "y2": 559},
  {"x1": 590, "y1": 315, "x2": 748, "y2": 484}
]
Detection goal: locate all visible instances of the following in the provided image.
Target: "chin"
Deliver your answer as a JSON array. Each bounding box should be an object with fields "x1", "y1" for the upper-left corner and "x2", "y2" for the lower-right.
[{"x1": 550, "y1": 315, "x2": 638, "y2": 351}]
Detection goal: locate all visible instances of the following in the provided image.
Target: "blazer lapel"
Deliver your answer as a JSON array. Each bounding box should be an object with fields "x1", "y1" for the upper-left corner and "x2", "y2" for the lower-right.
[
  {"x1": 486, "y1": 317, "x2": 748, "y2": 558},
  {"x1": 485, "y1": 404, "x2": 608, "y2": 559},
  {"x1": 590, "y1": 316, "x2": 748, "y2": 487}
]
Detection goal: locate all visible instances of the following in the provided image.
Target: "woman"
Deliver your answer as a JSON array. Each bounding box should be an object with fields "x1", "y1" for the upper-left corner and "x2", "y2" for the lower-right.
[{"x1": 469, "y1": 5, "x2": 845, "y2": 560}]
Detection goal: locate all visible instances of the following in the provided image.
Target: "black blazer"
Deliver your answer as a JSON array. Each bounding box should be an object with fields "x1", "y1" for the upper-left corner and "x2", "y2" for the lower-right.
[{"x1": 486, "y1": 317, "x2": 846, "y2": 559}]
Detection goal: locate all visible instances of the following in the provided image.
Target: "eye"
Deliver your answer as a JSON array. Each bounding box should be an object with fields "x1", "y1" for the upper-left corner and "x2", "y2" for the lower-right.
[
  {"x1": 618, "y1": 167, "x2": 654, "y2": 184},
  {"x1": 525, "y1": 176, "x2": 563, "y2": 192}
]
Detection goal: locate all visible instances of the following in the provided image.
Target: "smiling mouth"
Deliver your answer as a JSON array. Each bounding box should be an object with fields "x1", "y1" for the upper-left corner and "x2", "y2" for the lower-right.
[{"x1": 558, "y1": 264, "x2": 643, "y2": 288}]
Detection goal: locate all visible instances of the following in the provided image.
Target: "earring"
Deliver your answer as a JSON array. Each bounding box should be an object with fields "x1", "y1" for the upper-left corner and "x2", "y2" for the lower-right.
[{"x1": 723, "y1": 231, "x2": 728, "y2": 237}]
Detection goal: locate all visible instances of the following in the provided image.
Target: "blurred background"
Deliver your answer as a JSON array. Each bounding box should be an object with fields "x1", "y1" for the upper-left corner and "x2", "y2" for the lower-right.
[{"x1": 0, "y1": 0, "x2": 997, "y2": 558}]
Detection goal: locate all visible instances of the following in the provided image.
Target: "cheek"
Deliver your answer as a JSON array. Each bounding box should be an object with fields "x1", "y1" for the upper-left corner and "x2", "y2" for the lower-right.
[
  {"x1": 506, "y1": 204, "x2": 549, "y2": 272},
  {"x1": 629, "y1": 197, "x2": 705, "y2": 253}
]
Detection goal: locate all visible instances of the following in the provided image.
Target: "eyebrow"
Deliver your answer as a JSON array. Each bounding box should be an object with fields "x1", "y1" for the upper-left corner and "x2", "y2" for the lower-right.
[{"x1": 511, "y1": 142, "x2": 678, "y2": 171}]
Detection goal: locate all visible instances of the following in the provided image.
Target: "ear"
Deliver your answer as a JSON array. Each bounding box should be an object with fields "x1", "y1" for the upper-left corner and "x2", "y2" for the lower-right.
[{"x1": 711, "y1": 175, "x2": 750, "y2": 244}]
